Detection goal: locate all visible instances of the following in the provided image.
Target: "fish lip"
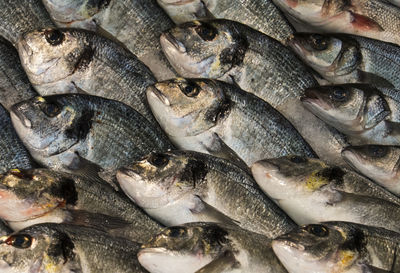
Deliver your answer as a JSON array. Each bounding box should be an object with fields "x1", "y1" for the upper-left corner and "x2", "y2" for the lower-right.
[
  {"x1": 10, "y1": 106, "x2": 31, "y2": 129},
  {"x1": 162, "y1": 0, "x2": 196, "y2": 6},
  {"x1": 273, "y1": 237, "x2": 305, "y2": 251},
  {"x1": 161, "y1": 32, "x2": 186, "y2": 53},
  {"x1": 147, "y1": 86, "x2": 170, "y2": 106}
]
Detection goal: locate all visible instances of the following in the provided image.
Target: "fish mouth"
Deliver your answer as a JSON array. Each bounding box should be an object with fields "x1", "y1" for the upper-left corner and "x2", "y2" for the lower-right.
[
  {"x1": 273, "y1": 237, "x2": 305, "y2": 251},
  {"x1": 160, "y1": 32, "x2": 186, "y2": 54},
  {"x1": 10, "y1": 107, "x2": 31, "y2": 129},
  {"x1": 146, "y1": 86, "x2": 170, "y2": 106},
  {"x1": 161, "y1": 0, "x2": 196, "y2": 5},
  {"x1": 301, "y1": 89, "x2": 332, "y2": 111}
]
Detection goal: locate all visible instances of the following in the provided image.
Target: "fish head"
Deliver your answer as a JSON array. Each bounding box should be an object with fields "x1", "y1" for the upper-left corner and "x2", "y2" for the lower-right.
[
  {"x1": 252, "y1": 156, "x2": 343, "y2": 201},
  {"x1": 157, "y1": 0, "x2": 216, "y2": 24},
  {"x1": 289, "y1": 33, "x2": 360, "y2": 79},
  {"x1": 18, "y1": 28, "x2": 88, "y2": 85},
  {"x1": 0, "y1": 169, "x2": 76, "y2": 222},
  {"x1": 146, "y1": 78, "x2": 229, "y2": 137},
  {"x1": 10, "y1": 96, "x2": 83, "y2": 156},
  {"x1": 342, "y1": 145, "x2": 400, "y2": 190},
  {"x1": 160, "y1": 20, "x2": 248, "y2": 78},
  {"x1": 139, "y1": 223, "x2": 228, "y2": 273},
  {"x1": 0, "y1": 227, "x2": 78, "y2": 273},
  {"x1": 302, "y1": 85, "x2": 366, "y2": 134},
  {"x1": 272, "y1": 223, "x2": 357, "y2": 273},
  {"x1": 117, "y1": 151, "x2": 206, "y2": 209},
  {"x1": 273, "y1": 0, "x2": 327, "y2": 22}
]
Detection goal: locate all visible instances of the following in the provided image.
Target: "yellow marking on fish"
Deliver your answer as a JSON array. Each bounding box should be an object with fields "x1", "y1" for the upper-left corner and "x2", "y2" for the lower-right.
[
  {"x1": 336, "y1": 250, "x2": 356, "y2": 271},
  {"x1": 0, "y1": 235, "x2": 8, "y2": 243},
  {"x1": 202, "y1": 239, "x2": 211, "y2": 254},
  {"x1": 64, "y1": 106, "x2": 76, "y2": 126},
  {"x1": 193, "y1": 20, "x2": 201, "y2": 26},
  {"x1": 10, "y1": 169, "x2": 21, "y2": 173},
  {"x1": 36, "y1": 97, "x2": 46, "y2": 102},
  {"x1": 306, "y1": 170, "x2": 328, "y2": 191},
  {"x1": 210, "y1": 58, "x2": 221, "y2": 76},
  {"x1": 44, "y1": 253, "x2": 62, "y2": 273}
]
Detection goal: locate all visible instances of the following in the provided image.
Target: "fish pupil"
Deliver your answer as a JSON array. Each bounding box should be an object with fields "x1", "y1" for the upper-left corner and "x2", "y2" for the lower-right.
[
  {"x1": 149, "y1": 153, "x2": 169, "y2": 168},
  {"x1": 196, "y1": 23, "x2": 217, "y2": 41},
  {"x1": 44, "y1": 29, "x2": 65, "y2": 46},
  {"x1": 182, "y1": 84, "x2": 199, "y2": 97},
  {"x1": 8, "y1": 235, "x2": 32, "y2": 248},
  {"x1": 306, "y1": 225, "x2": 329, "y2": 237},
  {"x1": 290, "y1": 155, "x2": 306, "y2": 163},
  {"x1": 310, "y1": 34, "x2": 328, "y2": 50},
  {"x1": 331, "y1": 88, "x2": 348, "y2": 102},
  {"x1": 42, "y1": 102, "x2": 61, "y2": 117},
  {"x1": 369, "y1": 146, "x2": 387, "y2": 158},
  {"x1": 168, "y1": 227, "x2": 185, "y2": 237}
]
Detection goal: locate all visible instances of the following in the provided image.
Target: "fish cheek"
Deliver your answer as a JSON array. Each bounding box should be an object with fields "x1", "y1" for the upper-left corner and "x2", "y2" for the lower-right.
[
  {"x1": 219, "y1": 35, "x2": 249, "y2": 72},
  {"x1": 44, "y1": 233, "x2": 76, "y2": 270}
]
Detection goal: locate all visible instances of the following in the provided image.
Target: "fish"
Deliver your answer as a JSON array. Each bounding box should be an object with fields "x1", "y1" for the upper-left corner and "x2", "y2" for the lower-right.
[
  {"x1": 138, "y1": 222, "x2": 288, "y2": 273},
  {"x1": 117, "y1": 150, "x2": 297, "y2": 238},
  {"x1": 0, "y1": 223, "x2": 147, "y2": 273},
  {"x1": 342, "y1": 145, "x2": 400, "y2": 196},
  {"x1": 0, "y1": 168, "x2": 163, "y2": 243},
  {"x1": 251, "y1": 155, "x2": 400, "y2": 233},
  {"x1": 41, "y1": 0, "x2": 176, "y2": 80},
  {"x1": 156, "y1": 0, "x2": 294, "y2": 45},
  {"x1": 272, "y1": 221, "x2": 400, "y2": 273},
  {"x1": 0, "y1": 0, "x2": 55, "y2": 46},
  {"x1": 160, "y1": 19, "x2": 349, "y2": 166},
  {"x1": 0, "y1": 103, "x2": 34, "y2": 173},
  {"x1": 388, "y1": 0, "x2": 400, "y2": 7},
  {"x1": 302, "y1": 84, "x2": 400, "y2": 145},
  {"x1": 0, "y1": 36, "x2": 37, "y2": 111},
  {"x1": 0, "y1": 221, "x2": 11, "y2": 236},
  {"x1": 289, "y1": 33, "x2": 400, "y2": 89},
  {"x1": 17, "y1": 28, "x2": 158, "y2": 123},
  {"x1": 271, "y1": 0, "x2": 400, "y2": 46},
  {"x1": 10, "y1": 94, "x2": 173, "y2": 183},
  {"x1": 147, "y1": 78, "x2": 316, "y2": 166}
]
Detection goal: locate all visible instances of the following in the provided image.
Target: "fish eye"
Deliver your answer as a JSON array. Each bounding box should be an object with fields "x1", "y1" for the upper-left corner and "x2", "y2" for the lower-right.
[
  {"x1": 6, "y1": 234, "x2": 32, "y2": 249},
  {"x1": 368, "y1": 145, "x2": 388, "y2": 158},
  {"x1": 40, "y1": 102, "x2": 61, "y2": 118},
  {"x1": 166, "y1": 227, "x2": 186, "y2": 238},
  {"x1": 44, "y1": 29, "x2": 65, "y2": 46},
  {"x1": 148, "y1": 153, "x2": 169, "y2": 168},
  {"x1": 9, "y1": 169, "x2": 34, "y2": 180},
  {"x1": 306, "y1": 224, "x2": 329, "y2": 237},
  {"x1": 181, "y1": 83, "x2": 200, "y2": 97},
  {"x1": 289, "y1": 155, "x2": 307, "y2": 163},
  {"x1": 330, "y1": 87, "x2": 348, "y2": 102},
  {"x1": 195, "y1": 23, "x2": 218, "y2": 41},
  {"x1": 309, "y1": 34, "x2": 328, "y2": 51}
]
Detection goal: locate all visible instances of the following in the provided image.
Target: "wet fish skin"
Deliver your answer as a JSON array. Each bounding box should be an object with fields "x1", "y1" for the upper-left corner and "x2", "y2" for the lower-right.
[
  {"x1": 0, "y1": 0, "x2": 55, "y2": 45},
  {"x1": 139, "y1": 222, "x2": 288, "y2": 273},
  {"x1": 273, "y1": 221, "x2": 400, "y2": 273},
  {"x1": 41, "y1": 0, "x2": 176, "y2": 80},
  {"x1": 157, "y1": 0, "x2": 294, "y2": 45},
  {"x1": 251, "y1": 155, "x2": 400, "y2": 233},
  {"x1": 0, "y1": 104, "x2": 34, "y2": 173},
  {"x1": 0, "y1": 223, "x2": 147, "y2": 273},
  {"x1": 10, "y1": 94, "x2": 173, "y2": 177},
  {"x1": 161, "y1": 19, "x2": 349, "y2": 166},
  {"x1": 0, "y1": 37, "x2": 37, "y2": 111},
  {"x1": 0, "y1": 168, "x2": 163, "y2": 243},
  {"x1": 342, "y1": 145, "x2": 400, "y2": 196},
  {"x1": 272, "y1": 0, "x2": 400, "y2": 46},
  {"x1": 18, "y1": 28, "x2": 157, "y2": 123},
  {"x1": 0, "y1": 221, "x2": 11, "y2": 236},
  {"x1": 117, "y1": 150, "x2": 297, "y2": 238},
  {"x1": 289, "y1": 33, "x2": 400, "y2": 89},
  {"x1": 147, "y1": 78, "x2": 316, "y2": 166},
  {"x1": 302, "y1": 84, "x2": 400, "y2": 145}
]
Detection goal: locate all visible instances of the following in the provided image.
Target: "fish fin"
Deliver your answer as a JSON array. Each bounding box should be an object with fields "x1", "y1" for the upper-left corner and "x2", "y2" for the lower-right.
[
  {"x1": 349, "y1": 12, "x2": 384, "y2": 32},
  {"x1": 194, "y1": 0, "x2": 215, "y2": 19},
  {"x1": 228, "y1": 75, "x2": 242, "y2": 89},
  {"x1": 203, "y1": 133, "x2": 249, "y2": 171},
  {"x1": 360, "y1": 264, "x2": 393, "y2": 273},
  {"x1": 358, "y1": 71, "x2": 395, "y2": 88},
  {"x1": 71, "y1": 82, "x2": 89, "y2": 95},
  {"x1": 190, "y1": 195, "x2": 241, "y2": 227},
  {"x1": 67, "y1": 209, "x2": 131, "y2": 231},
  {"x1": 195, "y1": 251, "x2": 239, "y2": 273}
]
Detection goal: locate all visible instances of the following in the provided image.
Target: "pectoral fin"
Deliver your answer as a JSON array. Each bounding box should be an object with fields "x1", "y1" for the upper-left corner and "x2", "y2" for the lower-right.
[
  {"x1": 195, "y1": 251, "x2": 239, "y2": 273},
  {"x1": 358, "y1": 71, "x2": 395, "y2": 88},
  {"x1": 67, "y1": 210, "x2": 131, "y2": 231},
  {"x1": 349, "y1": 12, "x2": 384, "y2": 32},
  {"x1": 194, "y1": 0, "x2": 215, "y2": 19}
]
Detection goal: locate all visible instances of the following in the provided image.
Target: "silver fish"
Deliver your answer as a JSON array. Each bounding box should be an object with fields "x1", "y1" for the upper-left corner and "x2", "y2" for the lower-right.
[
  {"x1": 251, "y1": 155, "x2": 400, "y2": 233},
  {"x1": 41, "y1": 0, "x2": 176, "y2": 80},
  {"x1": 289, "y1": 33, "x2": 400, "y2": 88},
  {"x1": 160, "y1": 19, "x2": 349, "y2": 166},
  {"x1": 117, "y1": 150, "x2": 297, "y2": 238},
  {"x1": 156, "y1": 0, "x2": 294, "y2": 45},
  {"x1": 139, "y1": 222, "x2": 288, "y2": 273},
  {"x1": 18, "y1": 28, "x2": 157, "y2": 123},
  {"x1": 273, "y1": 222, "x2": 400, "y2": 273},
  {"x1": 147, "y1": 78, "x2": 316, "y2": 166}
]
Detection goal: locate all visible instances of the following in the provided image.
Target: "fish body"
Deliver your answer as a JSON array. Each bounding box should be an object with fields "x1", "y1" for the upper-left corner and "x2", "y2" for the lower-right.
[
  {"x1": 139, "y1": 222, "x2": 288, "y2": 273},
  {"x1": 10, "y1": 94, "x2": 173, "y2": 178},
  {"x1": 161, "y1": 19, "x2": 349, "y2": 166},
  {"x1": 41, "y1": 0, "x2": 176, "y2": 80},
  {"x1": 0, "y1": 104, "x2": 34, "y2": 173},
  {"x1": 0, "y1": 37, "x2": 37, "y2": 111},
  {"x1": 273, "y1": 221, "x2": 400, "y2": 273},
  {"x1": 0, "y1": 168, "x2": 163, "y2": 243},
  {"x1": 272, "y1": 0, "x2": 400, "y2": 46},
  {"x1": 302, "y1": 84, "x2": 400, "y2": 145},
  {"x1": 117, "y1": 150, "x2": 297, "y2": 238},
  {"x1": 147, "y1": 78, "x2": 316, "y2": 166},
  {"x1": 290, "y1": 33, "x2": 400, "y2": 89},
  {"x1": 251, "y1": 155, "x2": 400, "y2": 233},
  {"x1": 157, "y1": 0, "x2": 294, "y2": 44},
  {"x1": 0, "y1": 223, "x2": 147, "y2": 273},
  {"x1": 18, "y1": 28, "x2": 157, "y2": 123}
]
